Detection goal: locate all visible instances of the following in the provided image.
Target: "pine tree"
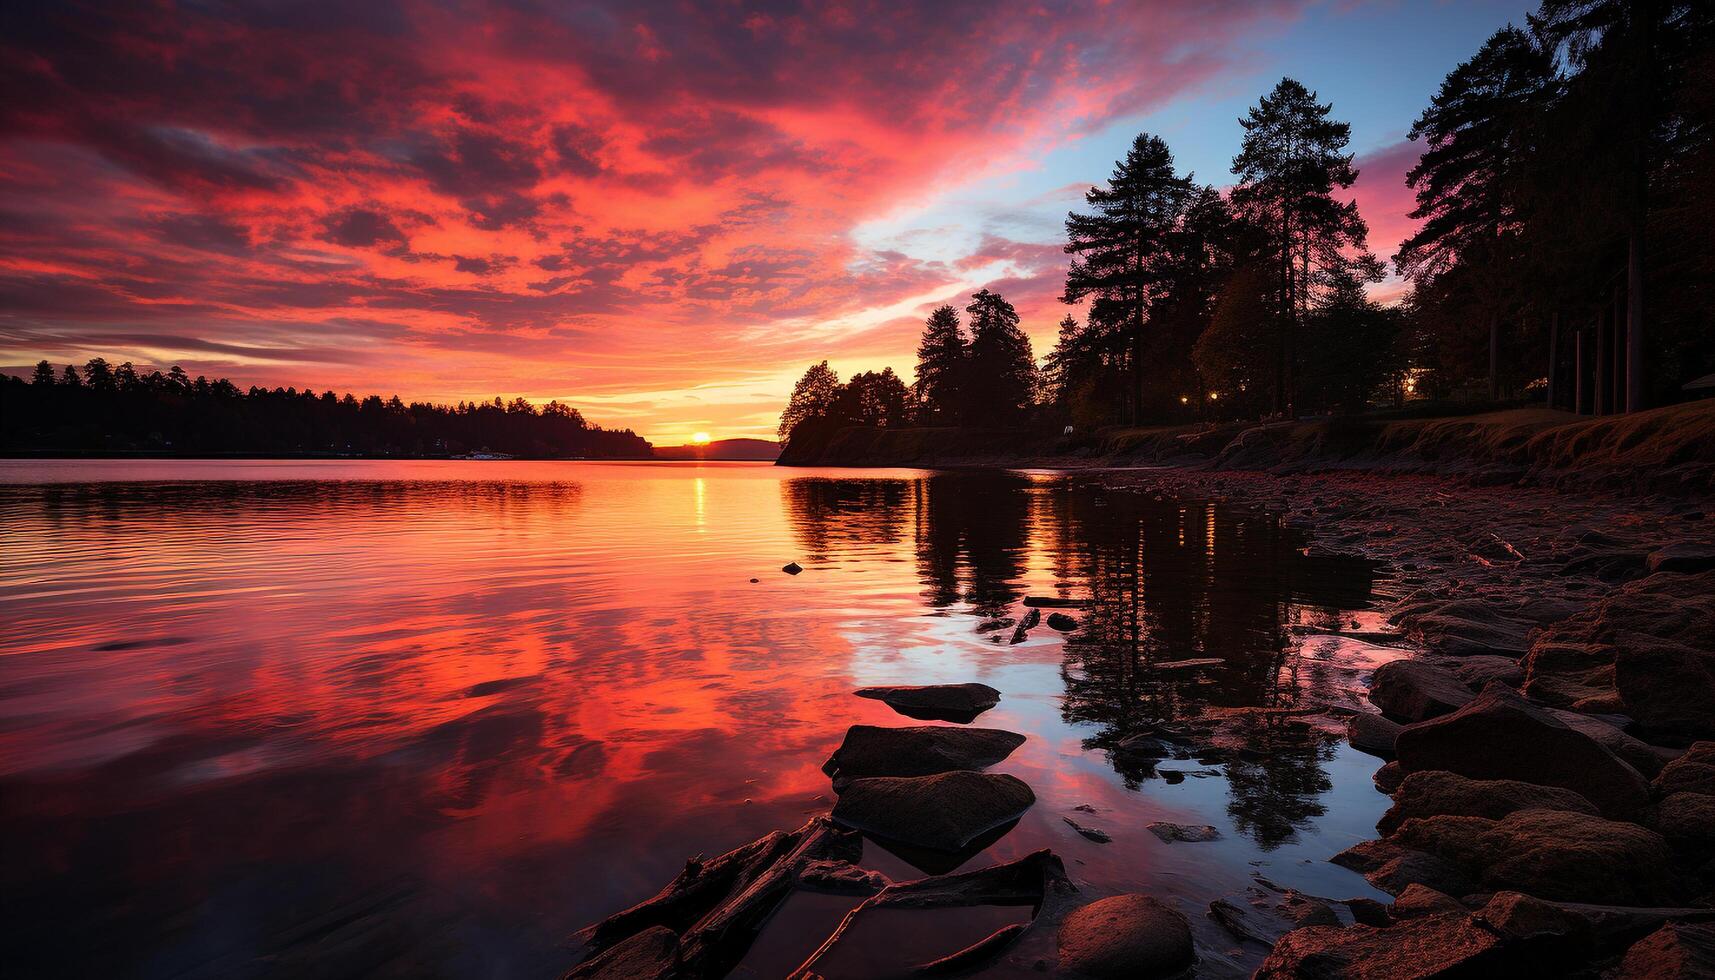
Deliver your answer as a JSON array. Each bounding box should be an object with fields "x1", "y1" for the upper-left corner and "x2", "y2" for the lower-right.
[
  {"x1": 1397, "y1": 27, "x2": 1555, "y2": 400},
  {"x1": 1063, "y1": 133, "x2": 1193, "y2": 424},
  {"x1": 31, "y1": 361, "x2": 54, "y2": 385},
  {"x1": 913, "y1": 304, "x2": 966, "y2": 423},
  {"x1": 1231, "y1": 78, "x2": 1378, "y2": 415},
  {"x1": 965, "y1": 289, "x2": 1036, "y2": 422}
]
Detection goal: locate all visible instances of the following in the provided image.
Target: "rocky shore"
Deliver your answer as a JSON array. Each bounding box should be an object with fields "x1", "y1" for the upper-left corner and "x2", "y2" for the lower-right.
[{"x1": 563, "y1": 459, "x2": 1715, "y2": 978}]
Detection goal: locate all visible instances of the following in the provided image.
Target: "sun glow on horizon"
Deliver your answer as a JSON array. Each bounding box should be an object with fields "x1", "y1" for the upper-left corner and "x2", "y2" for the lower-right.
[{"x1": 691, "y1": 432, "x2": 711, "y2": 445}]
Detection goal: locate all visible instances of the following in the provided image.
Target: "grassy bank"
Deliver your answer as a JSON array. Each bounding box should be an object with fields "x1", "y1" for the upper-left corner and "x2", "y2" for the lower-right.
[{"x1": 779, "y1": 401, "x2": 1715, "y2": 495}]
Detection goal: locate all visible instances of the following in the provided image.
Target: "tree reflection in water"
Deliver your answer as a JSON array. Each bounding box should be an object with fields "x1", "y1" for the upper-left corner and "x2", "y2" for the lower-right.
[{"x1": 784, "y1": 472, "x2": 1378, "y2": 850}]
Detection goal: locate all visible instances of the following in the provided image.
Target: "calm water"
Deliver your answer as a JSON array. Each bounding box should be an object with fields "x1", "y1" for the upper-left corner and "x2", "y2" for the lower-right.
[{"x1": 0, "y1": 460, "x2": 1399, "y2": 978}]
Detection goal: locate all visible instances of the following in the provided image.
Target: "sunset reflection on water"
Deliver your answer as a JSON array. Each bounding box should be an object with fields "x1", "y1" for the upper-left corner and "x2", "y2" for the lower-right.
[{"x1": 0, "y1": 460, "x2": 1397, "y2": 978}]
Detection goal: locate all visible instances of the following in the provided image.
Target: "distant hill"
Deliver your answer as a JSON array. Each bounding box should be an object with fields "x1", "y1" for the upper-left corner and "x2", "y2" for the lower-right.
[{"x1": 653, "y1": 438, "x2": 780, "y2": 461}]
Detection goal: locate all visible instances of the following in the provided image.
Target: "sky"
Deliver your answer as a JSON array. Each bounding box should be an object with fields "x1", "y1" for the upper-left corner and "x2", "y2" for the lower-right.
[{"x1": 1, "y1": 0, "x2": 1528, "y2": 444}]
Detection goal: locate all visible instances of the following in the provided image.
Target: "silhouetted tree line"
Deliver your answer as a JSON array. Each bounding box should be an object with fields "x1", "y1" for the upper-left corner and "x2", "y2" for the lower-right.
[
  {"x1": 1, "y1": 358, "x2": 652, "y2": 458},
  {"x1": 779, "y1": 0, "x2": 1713, "y2": 449}
]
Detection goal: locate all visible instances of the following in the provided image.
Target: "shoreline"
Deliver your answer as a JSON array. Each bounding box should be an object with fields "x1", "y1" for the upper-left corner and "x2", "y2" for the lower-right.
[
  {"x1": 776, "y1": 401, "x2": 1715, "y2": 498},
  {"x1": 565, "y1": 461, "x2": 1715, "y2": 977}
]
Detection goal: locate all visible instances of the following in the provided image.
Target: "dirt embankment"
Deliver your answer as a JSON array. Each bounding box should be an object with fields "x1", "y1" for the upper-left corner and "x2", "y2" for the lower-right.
[{"x1": 780, "y1": 401, "x2": 1715, "y2": 495}]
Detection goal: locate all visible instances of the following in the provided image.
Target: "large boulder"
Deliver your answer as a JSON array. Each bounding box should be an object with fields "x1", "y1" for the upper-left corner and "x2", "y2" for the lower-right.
[
  {"x1": 1391, "y1": 808, "x2": 1680, "y2": 905},
  {"x1": 1616, "y1": 640, "x2": 1715, "y2": 739},
  {"x1": 1654, "y1": 792, "x2": 1715, "y2": 847},
  {"x1": 1655, "y1": 742, "x2": 1715, "y2": 797},
  {"x1": 1393, "y1": 682, "x2": 1650, "y2": 819},
  {"x1": 831, "y1": 771, "x2": 1034, "y2": 852},
  {"x1": 1377, "y1": 771, "x2": 1596, "y2": 835},
  {"x1": 853, "y1": 683, "x2": 1001, "y2": 723},
  {"x1": 1256, "y1": 913, "x2": 1504, "y2": 979},
  {"x1": 1057, "y1": 894, "x2": 1193, "y2": 979},
  {"x1": 1614, "y1": 922, "x2": 1715, "y2": 980},
  {"x1": 821, "y1": 725, "x2": 1024, "y2": 783},
  {"x1": 1525, "y1": 572, "x2": 1715, "y2": 738},
  {"x1": 1368, "y1": 660, "x2": 1476, "y2": 722}
]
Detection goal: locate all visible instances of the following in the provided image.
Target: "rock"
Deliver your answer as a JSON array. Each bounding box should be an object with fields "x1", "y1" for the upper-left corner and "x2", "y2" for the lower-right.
[
  {"x1": 853, "y1": 682, "x2": 1001, "y2": 723},
  {"x1": 1617, "y1": 640, "x2": 1715, "y2": 739},
  {"x1": 1057, "y1": 895, "x2": 1193, "y2": 979},
  {"x1": 1655, "y1": 792, "x2": 1715, "y2": 846},
  {"x1": 831, "y1": 771, "x2": 1035, "y2": 852},
  {"x1": 1046, "y1": 612, "x2": 1079, "y2": 632},
  {"x1": 1393, "y1": 682, "x2": 1650, "y2": 819},
  {"x1": 1615, "y1": 922, "x2": 1715, "y2": 979},
  {"x1": 1656, "y1": 743, "x2": 1715, "y2": 796},
  {"x1": 565, "y1": 924, "x2": 679, "y2": 979},
  {"x1": 1377, "y1": 770, "x2": 1597, "y2": 835},
  {"x1": 1374, "y1": 760, "x2": 1406, "y2": 794},
  {"x1": 1471, "y1": 890, "x2": 1589, "y2": 943},
  {"x1": 1388, "y1": 883, "x2": 1465, "y2": 919},
  {"x1": 1146, "y1": 821, "x2": 1221, "y2": 843},
  {"x1": 821, "y1": 725, "x2": 1025, "y2": 783},
  {"x1": 1446, "y1": 655, "x2": 1525, "y2": 689},
  {"x1": 1332, "y1": 838, "x2": 1477, "y2": 897},
  {"x1": 782, "y1": 561, "x2": 803, "y2": 575},
  {"x1": 1648, "y1": 544, "x2": 1715, "y2": 575},
  {"x1": 1063, "y1": 817, "x2": 1112, "y2": 843},
  {"x1": 1256, "y1": 913, "x2": 1504, "y2": 979},
  {"x1": 1527, "y1": 571, "x2": 1715, "y2": 738},
  {"x1": 1544, "y1": 706, "x2": 1670, "y2": 777},
  {"x1": 1369, "y1": 660, "x2": 1478, "y2": 722},
  {"x1": 1346, "y1": 711, "x2": 1404, "y2": 758},
  {"x1": 1345, "y1": 899, "x2": 1390, "y2": 927},
  {"x1": 1391, "y1": 808, "x2": 1680, "y2": 905},
  {"x1": 1409, "y1": 600, "x2": 1533, "y2": 656}
]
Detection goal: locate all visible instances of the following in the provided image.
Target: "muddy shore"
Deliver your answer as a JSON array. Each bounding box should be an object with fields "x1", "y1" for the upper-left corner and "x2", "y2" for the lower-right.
[{"x1": 566, "y1": 448, "x2": 1715, "y2": 977}]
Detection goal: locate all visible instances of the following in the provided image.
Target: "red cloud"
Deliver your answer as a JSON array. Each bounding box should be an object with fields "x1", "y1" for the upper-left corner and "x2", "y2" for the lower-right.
[{"x1": 0, "y1": 0, "x2": 1309, "y2": 439}]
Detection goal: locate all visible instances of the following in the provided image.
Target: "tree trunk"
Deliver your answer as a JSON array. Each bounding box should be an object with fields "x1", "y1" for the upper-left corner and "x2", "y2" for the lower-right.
[
  {"x1": 1596, "y1": 304, "x2": 1610, "y2": 415},
  {"x1": 1574, "y1": 328, "x2": 1585, "y2": 415},
  {"x1": 1626, "y1": 241, "x2": 1644, "y2": 412},
  {"x1": 1547, "y1": 311, "x2": 1559, "y2": 410},
  {"x1": 1488, "y1": 314, "x2": 1499, "y2": 401},
  {"x1": 1612, "y1": 286, "x2": 1625, "y2": 415}
]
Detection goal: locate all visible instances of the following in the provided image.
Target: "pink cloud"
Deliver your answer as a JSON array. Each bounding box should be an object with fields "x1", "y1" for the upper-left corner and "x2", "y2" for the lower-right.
[{"x1": 0, "y1": 0, "x2": 1311, "y2": 440}]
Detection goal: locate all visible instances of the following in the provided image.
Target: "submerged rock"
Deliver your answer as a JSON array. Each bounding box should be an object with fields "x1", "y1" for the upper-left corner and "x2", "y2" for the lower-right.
[
  {"x1": 1046, "y1": 612, "x2": 1079, "y2": 632},
  {"x1": 1146, "y1": 821, "x2": 1221, "y2": 843},
  {"x1": 852, "y1": 682, "x2": 1001, "y2": 723},
  {"x1": 821, "y1": 725, "x2": 1025, "y2": 783},
  {"x1": 1063, "y1": 817, "x2": 1112, "y2": 843},
  {"x1": 782, "y1": 561, "x2": 803, "y2": 575},
  {"x1": 1393, "y1": 682, "x2": 1650, "y2": 819},
  {"x1": 1377, "y1": 770, "x2": 1597, "y2": 834},
  {"x1": 1057, "y1": 894, "x2": 1193, "y2": 979},
  {"x1": 1368, "y1": 659, "x2": 1476, "y2": 722},
  {"x1": 831, "y1": 771, "x2": 1035, "y2": 852}
]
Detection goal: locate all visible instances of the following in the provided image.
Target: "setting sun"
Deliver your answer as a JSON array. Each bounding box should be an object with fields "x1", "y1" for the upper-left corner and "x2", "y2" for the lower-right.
[{"x1": 691, "y1": 432, "x2": 711, "y2": 445}]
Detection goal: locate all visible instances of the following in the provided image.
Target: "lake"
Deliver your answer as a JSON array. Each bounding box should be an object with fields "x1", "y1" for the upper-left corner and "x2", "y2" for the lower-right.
[{"x1": 0, "y1": 460, "x2": 1399, "y2": 978}]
